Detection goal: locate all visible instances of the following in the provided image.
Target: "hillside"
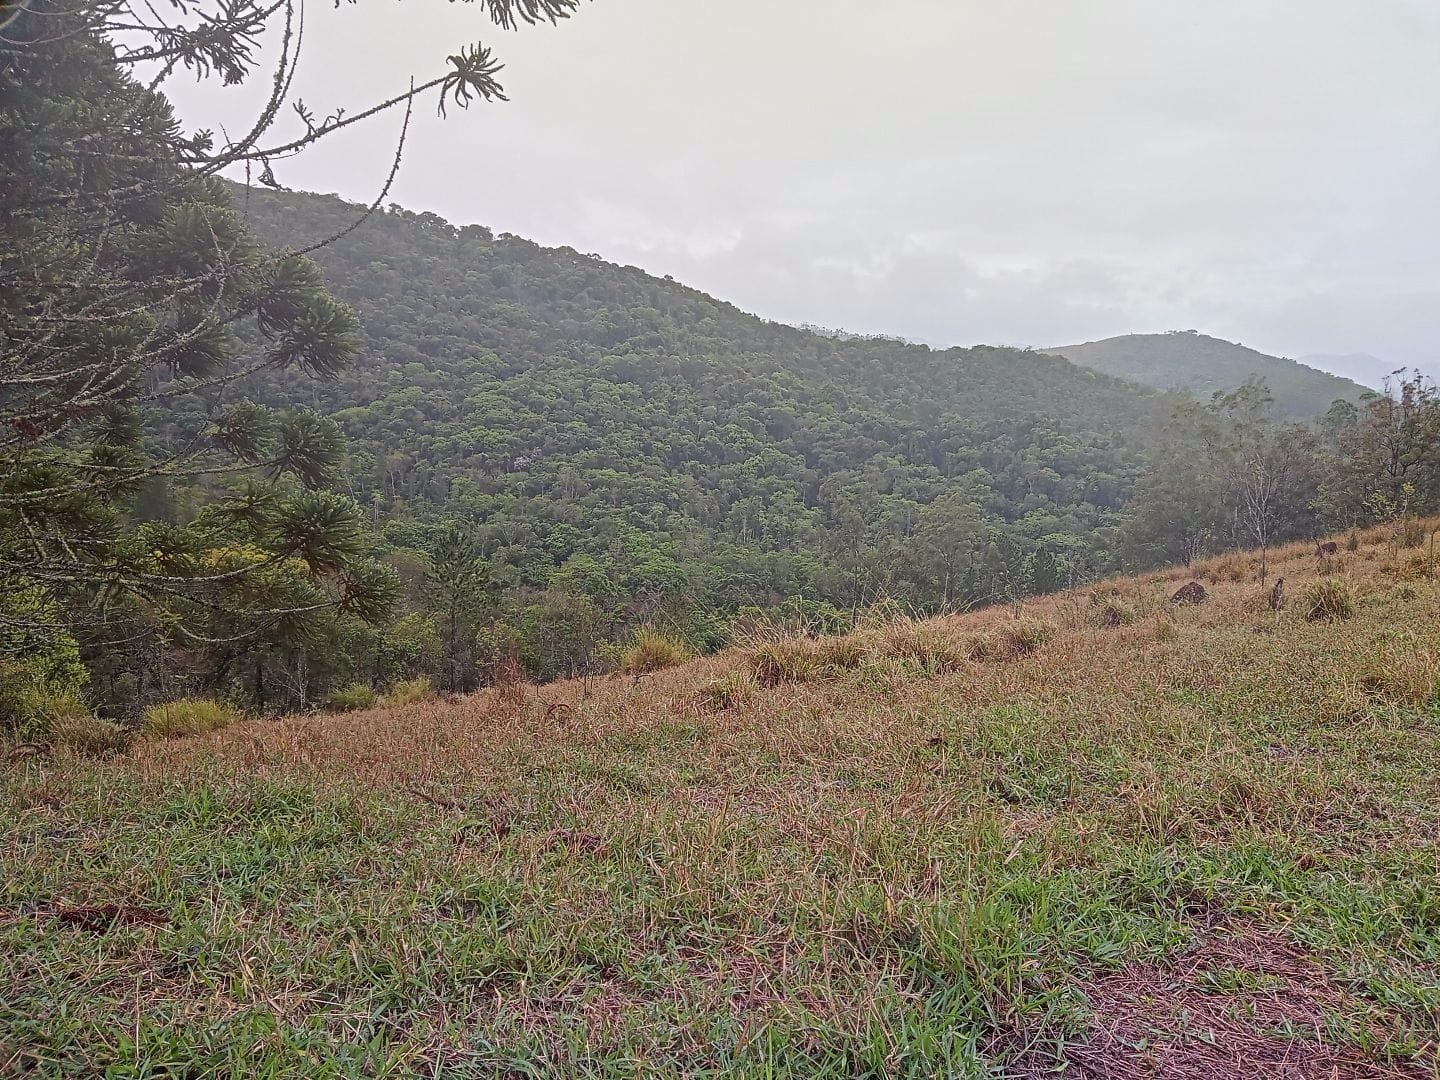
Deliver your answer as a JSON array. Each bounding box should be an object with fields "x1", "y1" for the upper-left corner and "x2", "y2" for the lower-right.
[
  {"x1": 1045, "y1": 332, "x2": 1370, "y2": 416},
  {"x1": 217, "y1": 186, "x2": 1177, "y2": 630},
  {"x1": 5, "y1": 525, "x2": 1438, "y2": 1075}
]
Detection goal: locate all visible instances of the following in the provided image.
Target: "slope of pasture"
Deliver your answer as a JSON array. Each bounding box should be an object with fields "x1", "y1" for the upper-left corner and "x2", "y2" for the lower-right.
[{"x1": 3, "y1": 528, "x2": 1440, "y2": 1077}]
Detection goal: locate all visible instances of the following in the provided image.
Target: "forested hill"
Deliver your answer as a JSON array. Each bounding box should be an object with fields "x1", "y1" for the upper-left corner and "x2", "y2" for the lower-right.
[
  {"x1": 228, "y1": 185, "x2": 1176, "y2": 654},
  {"x1": 1044, "y1": 332, "x2": 1369, "y2": 416}
]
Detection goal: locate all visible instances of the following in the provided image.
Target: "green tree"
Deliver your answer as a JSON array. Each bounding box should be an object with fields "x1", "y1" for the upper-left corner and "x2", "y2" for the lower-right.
[
  {"x1": 1319, "y1": 372, "x2": 1440, "y2": 528},
  {"x1": 426, "y1": 521, "x2": 491, "y2": 691},
  {"x1": 1, "y1": 0, "x2": 581, "y2": 715}
]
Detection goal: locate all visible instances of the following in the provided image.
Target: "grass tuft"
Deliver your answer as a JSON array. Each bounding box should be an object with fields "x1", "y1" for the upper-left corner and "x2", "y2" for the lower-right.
[
  {"x1": 1358, "y1": 647, "x2": 1439, "y2": 707},
  {"x1": 327, "y1": 682, "x2": 378, "y2": 713},
  {"x1": 1090, "y1": 594, "x2": 1139, "y2": 628},
  {"x1": 999, "y1": 615, "x2": 1058, "y2": 656},
  {"x1": 619, "y1": 629, "x2": 693, "y2": 674},
  {"x1": 51, "y1": 714, "x2": 130, "y2": 758},
  {"x1": 1303, "y1": 578, "x2": 1356, "y2": 622},
  {"x1": 378, "y1": 676, "x2": 434, "y2": 708},
  {"x1": 143, "y1": 697, "x2": 243, "y2": 739},
  {"x1": 692, "y1": 670, "x2": 759, "y2": 711}
]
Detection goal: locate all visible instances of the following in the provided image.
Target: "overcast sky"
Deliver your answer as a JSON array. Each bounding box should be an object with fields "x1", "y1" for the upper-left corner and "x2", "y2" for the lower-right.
[{"x1": 168, "y1": 1, "x2": 1439, "y2": 384}]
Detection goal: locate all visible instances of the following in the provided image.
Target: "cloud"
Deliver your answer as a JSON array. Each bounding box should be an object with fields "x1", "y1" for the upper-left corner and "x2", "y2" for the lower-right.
[{"x1": 163, "y1": 0, "x2": 1440, "y2": 374}]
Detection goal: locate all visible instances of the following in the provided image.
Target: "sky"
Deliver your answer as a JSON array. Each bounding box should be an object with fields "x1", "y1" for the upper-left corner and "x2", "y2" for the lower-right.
[{"x1": 166, "y1": 0, "x2": 1440, "y2": 384}]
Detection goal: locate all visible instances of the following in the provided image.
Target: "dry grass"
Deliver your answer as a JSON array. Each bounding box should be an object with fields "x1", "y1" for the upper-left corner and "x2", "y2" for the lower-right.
[
  {"x1": 1303, "y1": 577, "x2": 1357, "y2": 622},
  {"x1": 3, "y1": 521, "x2": 1439, "y2": 1076},
  {"x1": 50, "y1": 714, "x2": 129, "y2": 759}
]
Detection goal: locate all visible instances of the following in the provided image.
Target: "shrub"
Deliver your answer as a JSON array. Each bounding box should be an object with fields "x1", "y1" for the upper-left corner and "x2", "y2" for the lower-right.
[
  {"x1": 144, "y1": 698, "x2": 243, "y2": 739},
  {"x1": 0, "y1": 599, "x2": 89, "y2": 739},
  {"x1": 379, "y1": 677, "x2": 434, "y2": 708},
  {"x1": 328, "y1": 682, "x2": 377, "y2": 713},
  {"x1": 693, "y1": 671, "x2": 758, "y2": 711},
  {"x1": 1302, "y1": 579, "x2": 1355, "y2": 622},
  {"x1": 619, "y1": 629, "x2": 693, "y2": 675},
  {"x1": 52, "y1": 714, "x2": 130, "y2": 758}
]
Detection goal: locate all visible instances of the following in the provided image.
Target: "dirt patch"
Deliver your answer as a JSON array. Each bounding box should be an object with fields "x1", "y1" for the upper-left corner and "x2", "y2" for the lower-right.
[{"x1": 1034, "y1": 928, "x2": 1431, "y2": 1079}]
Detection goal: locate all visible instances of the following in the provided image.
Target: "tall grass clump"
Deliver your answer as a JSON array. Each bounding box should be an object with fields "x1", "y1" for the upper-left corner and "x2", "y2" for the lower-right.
[
  {"x1": 51, "y1": 714, "x2": 130, "y2": 758},
  {"x1": 1000, "y1": 616, "x2": 1058, "y2": 657},
  {"x1": 327, "y1": 682, "x2": 377, "y2": 713},
  {"x1": 143, "y1": 697, "x2": 243, "y2": 739},
  {"x1": 1090, "y1": 594, "x2": 1139, "y2": 628},
  {"x1": 746, "y1": 635, "x2": 830, "y2": 686},
  {"x1": 743, "y1": 629, "x2": 871, "y2": 685},
  {"x1": 1358, "y1": 648, "x2": 1439, "y2": 708},
  {"x1": 1401, "y1": 549, "x2": 1439, "y2": 582},
  {"x1": 1303, "y1": 578, "x2": 1355, "y2": 622},
  {"x1": 619, "y1": 629, "x2": 693, "y2": 674},
  {"x1": 379, "y1": 677, "x2": 434, "y2": 708},
  {"x1": 692, "y1": 670, "x2": 759, "y2": 711},
  {"x1": 1399, "y1": 518, "x2": 1426, "y2": 549},
  {"x1": 873, "y1": 619, "x2": 970, "y2": 674}
]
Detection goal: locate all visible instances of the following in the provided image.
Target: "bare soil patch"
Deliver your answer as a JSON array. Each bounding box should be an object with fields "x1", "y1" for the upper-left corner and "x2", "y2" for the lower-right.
[{"x1": 1052, "y1": 927, "x2": 1432, "y2": 1079}]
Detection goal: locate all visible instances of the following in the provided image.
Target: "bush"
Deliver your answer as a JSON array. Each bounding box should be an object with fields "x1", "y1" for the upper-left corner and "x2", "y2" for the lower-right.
[
  {"x1": 619, "y1": 629, "x2": 693, "y2": 675},
  {"x1": 144, "y1": 698, "x2": 243, "y2": 739},
  {"x1": 328, "y1": 682, "x2": 377, "y2": 713},
  {"x1": 0, "y1": 598, "x2": 89, "y2": 739},
  {"x1": 379, "y1": 676, "x2": 434, "y2": 708},
  {"x1": 52, "y1": 714, "x2": 130, "y2": 758},
  {"x1": 1303, "y1": 579, "x2": 1355, "y2": 622}
]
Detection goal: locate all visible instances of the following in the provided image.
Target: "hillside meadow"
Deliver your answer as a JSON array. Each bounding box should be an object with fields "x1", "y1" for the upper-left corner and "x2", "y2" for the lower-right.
[{"x1": 3, "y1": 526, "x2": 1440, "y2": 1077}]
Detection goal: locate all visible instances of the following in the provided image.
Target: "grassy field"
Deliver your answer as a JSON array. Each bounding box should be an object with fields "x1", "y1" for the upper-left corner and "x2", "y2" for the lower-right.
[{"x1": 4, "y1": 527, "x2": 1440, "y2": 1078}]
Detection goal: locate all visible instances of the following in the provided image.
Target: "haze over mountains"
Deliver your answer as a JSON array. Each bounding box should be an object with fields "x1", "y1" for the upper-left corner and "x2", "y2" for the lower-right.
[{"x1": 1044, "y1": 332, "x2": 1371, "y2": 417}]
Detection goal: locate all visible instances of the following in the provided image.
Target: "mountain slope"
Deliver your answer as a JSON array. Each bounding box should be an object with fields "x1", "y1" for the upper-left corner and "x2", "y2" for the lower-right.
[
  {"x1": 1045, "y1": 331, "x2": 1369, "y2": 416},
  {"x1": 224, "y1": 186, "x2": 1181, "y2": 621},
  {"x1": 11, "y1": 526, "x2": 1439, "y2": 1074}
]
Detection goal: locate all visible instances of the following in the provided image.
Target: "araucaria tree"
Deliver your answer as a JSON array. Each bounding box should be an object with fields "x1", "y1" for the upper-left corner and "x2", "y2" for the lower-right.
[{"x1": 0, "y1": 0, "x2": 584, "y2": 725}]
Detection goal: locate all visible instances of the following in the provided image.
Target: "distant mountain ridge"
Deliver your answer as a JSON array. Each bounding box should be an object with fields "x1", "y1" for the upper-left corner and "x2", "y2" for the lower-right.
[
  {"x1": 1044, "y1": 332, "x2": 1370, "y2": 416},
  {"x1": 217, "y1": 184, "x2": 1187, "y2": 624}
]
